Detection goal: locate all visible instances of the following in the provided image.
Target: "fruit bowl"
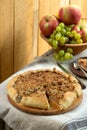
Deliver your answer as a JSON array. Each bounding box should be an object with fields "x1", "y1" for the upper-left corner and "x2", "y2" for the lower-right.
[{"x1": 41, "y1": 34, "x2": 87, "y2": 55}]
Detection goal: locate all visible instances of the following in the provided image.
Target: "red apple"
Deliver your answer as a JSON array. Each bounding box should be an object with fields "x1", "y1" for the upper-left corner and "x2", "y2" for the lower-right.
[
  {"x1": 72, "y1": 25, "x2": 83, "y2": 35},
  {"x1": 58, "y1": 5, "x2": 81, "y2": 25},
  {"x1": 79, "y1": 19, "x2": 87, "y2": 42},
  {"x1": 39, "y1": 15, "x2": 59, "y2": 37}
]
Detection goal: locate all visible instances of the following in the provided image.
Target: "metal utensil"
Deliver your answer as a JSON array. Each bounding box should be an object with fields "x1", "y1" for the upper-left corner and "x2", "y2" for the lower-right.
[
  {"x1": 73, "y1": 62, "x2": 87, "y2": 78},
  {"x1": 57, "y1": 62, "x2": 86, "y2": 89}
]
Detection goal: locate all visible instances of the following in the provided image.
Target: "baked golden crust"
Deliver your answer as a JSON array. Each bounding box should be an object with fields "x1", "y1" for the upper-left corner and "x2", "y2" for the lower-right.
[
  {"x1": 21, "y1": 91, "x2": 50, "y2": 109},
  {"x1": 7, "y1": 68, "x2": 82, "y2": 110},
  {"x1": 78, "y1": 58, "x2": 87, "y2": 71}
]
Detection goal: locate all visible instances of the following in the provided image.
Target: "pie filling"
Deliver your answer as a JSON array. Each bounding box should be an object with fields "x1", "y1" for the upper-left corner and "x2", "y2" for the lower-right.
[{"x1": 13, "y1": 68, "x2": 79, "y2": 104}]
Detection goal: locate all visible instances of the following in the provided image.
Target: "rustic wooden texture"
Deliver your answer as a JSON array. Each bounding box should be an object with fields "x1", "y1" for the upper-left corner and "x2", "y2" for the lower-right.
[
  {"x1": 14, "y1": 0, "x2": 34, "y2": 72},
  {"x1": 0, "y1": 0, "x2": 87, "y2": 83},
  {"x1": 70, "y1": 0, "x2": 87, "y2": 18},
  {"x1": 0, "y1": 0, "x2": 14, "y2": 82}
]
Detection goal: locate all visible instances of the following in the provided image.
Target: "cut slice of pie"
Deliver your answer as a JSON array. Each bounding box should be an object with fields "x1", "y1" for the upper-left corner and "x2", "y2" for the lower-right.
[
  {"x1": 21, "y1": 90, "x2": 50, "y2": 109},
  {"x1": 78, "y1": 58, "x2": 87, "y2": 72}
]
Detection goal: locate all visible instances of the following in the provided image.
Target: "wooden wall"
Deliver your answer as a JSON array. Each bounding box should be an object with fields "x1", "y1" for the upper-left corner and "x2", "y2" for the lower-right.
[{"x1": 0, "y1": 0, "x2": 87, "y2": 83}]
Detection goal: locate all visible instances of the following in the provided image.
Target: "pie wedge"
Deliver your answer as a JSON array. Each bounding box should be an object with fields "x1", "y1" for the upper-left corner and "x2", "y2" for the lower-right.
[{"x1": 78, "y1": 58, "x2": 87, "y2": 72}]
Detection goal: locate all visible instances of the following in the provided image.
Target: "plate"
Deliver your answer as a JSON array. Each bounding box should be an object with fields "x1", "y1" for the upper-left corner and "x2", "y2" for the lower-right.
[{"x1": 69, "y1": 57, "x2": 87, "y2": 79}]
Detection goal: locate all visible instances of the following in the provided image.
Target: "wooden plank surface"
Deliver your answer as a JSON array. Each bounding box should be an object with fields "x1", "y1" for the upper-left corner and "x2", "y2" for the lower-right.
[
  {"x1": 14, "y1": 0, "x2": 34, "y2": 72},
  {"x1": 0, "y1": 0, "x2": 14, "y2": 82},
  {"x1": 70, "y1": 0, "x2": 87, "y2": 18}
]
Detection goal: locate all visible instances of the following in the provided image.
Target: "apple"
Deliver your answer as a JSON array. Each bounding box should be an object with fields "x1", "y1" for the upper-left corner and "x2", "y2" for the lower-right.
[
  {"x1": 73, "y1": 19, "x2": 87, "y2": 42},
  {"x1": 39, "y1": 15, "x2": 59, "y2": 37},
  {"x1": 72, "y1": 25, "x2": 83, "y2": 35},
  {"x1": 58, "y1": 5, "x2": 81, "y2": 25},
  {"x1": 81, "y1": 28, "x2": 87, "y2": 42},
  {"x1": 79, "y1": 19, "x2": 87, "y2": 42}
]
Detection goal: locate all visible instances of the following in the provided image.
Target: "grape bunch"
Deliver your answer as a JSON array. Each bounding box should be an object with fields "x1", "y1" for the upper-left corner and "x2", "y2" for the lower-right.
[
  {"x1": 48, "y1": 22, "x2": 83, "y2": 62},
  {"x1": 53, "y1": 48, "x2": 73, "y2": 62}
]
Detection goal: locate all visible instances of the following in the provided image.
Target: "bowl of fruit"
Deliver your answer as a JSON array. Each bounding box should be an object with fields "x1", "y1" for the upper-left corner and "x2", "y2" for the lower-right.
[{"x1": 39, "y1": 5, "x2": 87, "y2": 62}]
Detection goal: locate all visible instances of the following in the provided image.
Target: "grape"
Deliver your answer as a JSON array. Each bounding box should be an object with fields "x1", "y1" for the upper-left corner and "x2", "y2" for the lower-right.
[
  {"x1": 53, "y1": 30, "x2": 57, "y2": 35},
  {"x1": 47, "y1": 22, "x2": 84, "y2": 62},
  {"x1": 65, "y1": 37, "x2": 69, "y2": 43},
  {"x1": 76, "y1": 39, "x2": 83, "y2": 44},
  {"x1": 59, "y1": 37, "x2": 66, "y2": 45},
  {"x1": 50, "y1": 34, "x2": 55, "y2": 39},
  {"x1": 69, "y1": 54, "x2": 73, "y2": 59},
  {"x1": 48, "y1": 38, "x2": 52, "y2": 44},
  {"x1": 53, "y1": 53, "x2": 60, "y2": 61},
  {"x1": 59, "y1": 22, "x2": 65, "y2": 28},
  {"x1": 58, "y1": 50, "x2": 65, "y2": 56},
  {"x1": 52, "y1": 40, "x2": 58, "y2": 49},
  {"x1": 56, "y1": 26, "x2": 61, "y2": 32},
  {"x1": 67, "y1": 48, "x2": 73, "y2": 54},
  {"x1": 64, "y1": 52, "x2": 71, "y2": 60},
  {"x1": 61, "y1": 29, "x2": 66, "y2": 35},
  {"x1": 55, "y1": 33, "x2": 61, "y2": 41},
  {"x1": 66, "y1": 27, "x2": 72, "y2": 31},
  {"x1": 74, "y1": 33, "x2": 81, "y2": 39},
  {"x1": 66, "y1": 31, "x2": 73, "y2": 37},
  {"x1": 71, "y1": 30, "x2": 77, "y2": 36},
  {"x1": 60, "y1": 56, "x2": 65, "y2": 62}
]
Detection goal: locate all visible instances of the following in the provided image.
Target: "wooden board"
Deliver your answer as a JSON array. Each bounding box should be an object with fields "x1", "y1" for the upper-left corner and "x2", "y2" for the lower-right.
[{"x1": 8, "y1": 94, "x2": 83, "y2": 115}]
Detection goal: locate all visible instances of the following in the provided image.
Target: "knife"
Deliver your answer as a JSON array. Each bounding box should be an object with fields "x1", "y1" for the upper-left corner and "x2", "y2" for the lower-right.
[{"x1": 57, "y1": 62, "x2": 86, "y2": 89}]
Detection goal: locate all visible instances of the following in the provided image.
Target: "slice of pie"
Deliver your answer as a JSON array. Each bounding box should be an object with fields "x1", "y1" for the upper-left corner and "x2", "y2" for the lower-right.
[
  {"x1": 7, "y1": 68, "x2": 82, "y2": 114},
  {"x1": 78, "y1": 58, "x2": 87, "y2": 72}
]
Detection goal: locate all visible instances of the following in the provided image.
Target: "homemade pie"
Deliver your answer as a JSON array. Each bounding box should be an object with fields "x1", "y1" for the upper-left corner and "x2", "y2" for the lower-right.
[
  {"x1": 7, "y1": 68, "x2": 82, "y2": 115},
  {"x1": 78, "y1": 58, "x2": 87, "y2": 72}
]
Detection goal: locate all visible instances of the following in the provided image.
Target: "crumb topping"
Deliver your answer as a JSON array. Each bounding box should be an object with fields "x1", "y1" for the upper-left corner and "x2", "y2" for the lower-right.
[{"x1": 13, "y1": 69, "x2": 77, "y2": 102}]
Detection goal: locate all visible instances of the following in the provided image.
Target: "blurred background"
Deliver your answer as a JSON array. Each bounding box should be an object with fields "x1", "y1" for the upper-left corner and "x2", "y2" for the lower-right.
[{"x1": 0, "y1": 0, "x2": 87, "y2": 83}]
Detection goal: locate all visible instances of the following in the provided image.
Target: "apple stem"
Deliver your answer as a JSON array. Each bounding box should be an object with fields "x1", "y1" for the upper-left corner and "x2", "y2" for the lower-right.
[{"x1": 46, "y1": 16, "x2": 50, "y2": 22}]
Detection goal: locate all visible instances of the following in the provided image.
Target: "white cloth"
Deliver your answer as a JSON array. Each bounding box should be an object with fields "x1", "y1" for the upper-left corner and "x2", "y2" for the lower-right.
[{"x1": 0, "y1": 49, "x2": 87, "y2": 130}]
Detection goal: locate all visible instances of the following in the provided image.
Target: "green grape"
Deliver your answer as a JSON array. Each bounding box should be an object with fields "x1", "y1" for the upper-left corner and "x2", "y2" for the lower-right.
[
  {"x1": 64, "y1": 52, "x2": 71, "y2": 60},
  {"x1": 76, "y1": 39, "x2": 83, "y2": 44},
  {"x1": 61, "y1": 29, "x2": 66, "y2": 35},
  {"x1": 55, "y1": 33, "x2": 61, "y2": 41},
  {"x1": 52, "y1": 40, "x2": 58, "y2": 49},
  {"x1": 59, "y1": 37, "x2": 66, "y2": 45},
  {"x1": 67, "y1": 48, "x2": 73, "y2": 54},
  {"x1": 66, "y1": 31, "x2": 73, "y2": 38},
  {"x1": 65, "y1": 37, "x2": 69, "y2": 43},
  {"x1": 71, "y1": 30, "x2": 77, "y2": 36},
  {"x1": 74, "y1": 33, "x2": 81, "y2": 39},
  {"x1": 60, "y1": 56, "x2": 66, "y2": 62},
  {"x1": 66, "y1": 27, "x2": 72, "y2": 31},
  {"x1": 53, "y1": 30, "x2": 57, "y2": 35},
  {"x1": 48, "y1": 38, "x2": 52, "y2": 44},
  {"x1": 56, "y1": 26, "x2": 61, "y2": 32},
  {"x1": 58, "y1": 50, "x2": 65, "y2": 56},
  {"x1": 59, "y1": 22, "x2": 65, "y2": 28},
  {"x1": 50, "y1": 34, "x2": 55, "y2": 39},
  {"x1": 69, "y1": 54, "x2": 73, "y2": 59},
  {"x1": 66, "y1": 31, "x2": 71, "y2": 36},
  {"x1": 53, "y1": 53, "x2": 60, "y2": 61},
  {"x1": 70, "y1": 40, "x2": 76, "y2": 44}
]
